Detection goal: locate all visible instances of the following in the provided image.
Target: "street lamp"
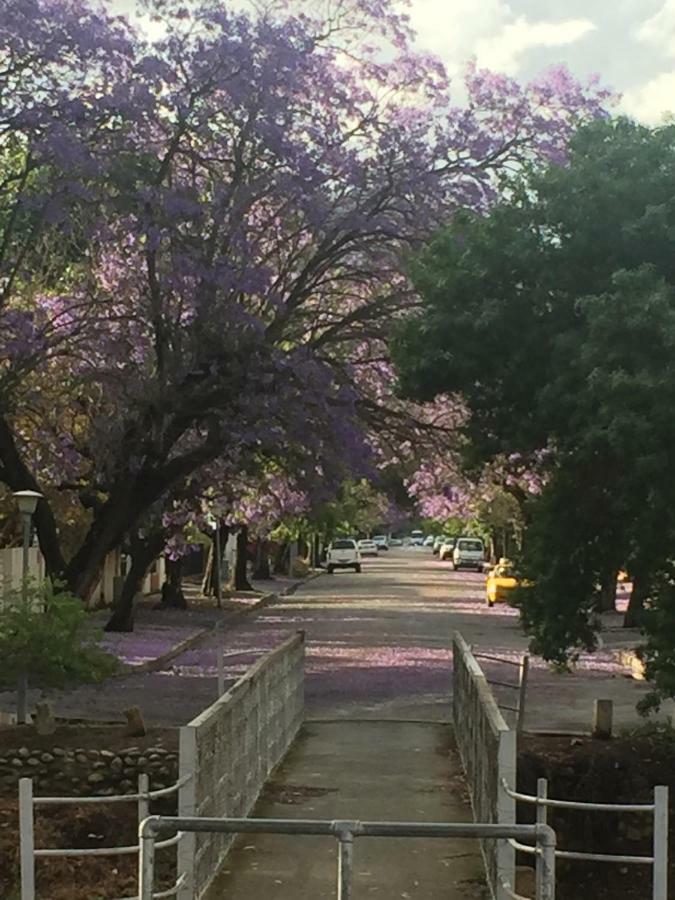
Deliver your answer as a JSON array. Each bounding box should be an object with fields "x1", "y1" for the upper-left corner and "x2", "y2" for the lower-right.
[{"x1": 12, "y1": 489, "x2": 43, "y2": 725}]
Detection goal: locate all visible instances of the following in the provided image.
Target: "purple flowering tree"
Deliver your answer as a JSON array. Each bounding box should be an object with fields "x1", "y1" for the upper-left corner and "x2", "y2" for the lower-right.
[{"x1": 0, "y1": 0, "x2": 610, "y2": 613}]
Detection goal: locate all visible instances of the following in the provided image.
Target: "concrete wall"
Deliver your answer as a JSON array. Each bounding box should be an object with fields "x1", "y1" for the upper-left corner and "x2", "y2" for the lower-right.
[
  {"x1": 0, "y1": 547, "x2": 45, "y2": 609},
  {"x1": 178, "y1": 633, "x2": 305, "y2": 900},
  {"x1": 453, "y1": 632, "x2": 516, "y2": 900}
]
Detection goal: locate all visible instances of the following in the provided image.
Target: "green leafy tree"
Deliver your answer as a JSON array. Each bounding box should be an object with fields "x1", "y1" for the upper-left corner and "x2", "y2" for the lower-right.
[
  {"x1": 0, "y1": 580, "x2": 117, "y2": 717},
  {"x1": 394, "y1": 118, "x2": 675, "y2": 701}
]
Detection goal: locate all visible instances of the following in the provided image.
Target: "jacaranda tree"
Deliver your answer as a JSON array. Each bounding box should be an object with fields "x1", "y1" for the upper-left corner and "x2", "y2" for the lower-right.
[{"x1": 0, "y1": 0, "x2": 610, "y2": 617}]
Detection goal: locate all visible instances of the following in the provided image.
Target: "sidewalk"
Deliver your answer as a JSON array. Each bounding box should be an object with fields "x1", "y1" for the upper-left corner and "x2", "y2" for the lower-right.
[
  {"x1": 95, "y1": 572, "x2": 319, "y2": 671},
  {"x1": 206, "y1": 721, "x2": 487, "y2": 899}
]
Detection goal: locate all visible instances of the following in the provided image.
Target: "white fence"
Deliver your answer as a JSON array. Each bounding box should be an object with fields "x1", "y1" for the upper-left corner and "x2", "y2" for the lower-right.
[
  {"x1": 502, "y1": 777, "x2": 669, "y2": 900},
  {"x1": 453, "y1": 632, "x2": 516, "y2": 899},
  {"x1": 19, "y1": 772, "x2": 189, "y2": 900},
  {"x1": 177, "y1": 631, "x2": 305, "y2": 900}
]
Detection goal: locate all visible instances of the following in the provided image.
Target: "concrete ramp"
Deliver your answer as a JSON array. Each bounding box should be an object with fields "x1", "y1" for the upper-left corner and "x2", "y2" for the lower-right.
[{"x1": 206, "y1": 720, "x2": 488, "y2": 899}]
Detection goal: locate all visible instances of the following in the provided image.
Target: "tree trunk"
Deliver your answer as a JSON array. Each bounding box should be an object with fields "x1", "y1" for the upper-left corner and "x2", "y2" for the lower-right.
[
  {"x1": 159, "y1": 557, "x2": 186, "y2": 608},
  {"x1": 104, "y1": 531, "x2": 165, "y2": 632},
  {"x1": 231, "y1": 525, "x2": 253, "y2": 591},
  {"x1": 273, "y1": 540, "x2": 290, "y2": 575},
  {"x1": 595, "y1": 566, "x2": 619, "y2": 613},
  {"x1": 624, "y1": 576, "x2": 647, "y2": 628},
  {"x1": 0, "y1": 415, "x2": 67, "y2": 576},
  {"x1": 202, "y1": 523, "x2": 229, "y2": 597},
  {"x1": 252, "y1": 540, "x2": 271, "y2": 580}
]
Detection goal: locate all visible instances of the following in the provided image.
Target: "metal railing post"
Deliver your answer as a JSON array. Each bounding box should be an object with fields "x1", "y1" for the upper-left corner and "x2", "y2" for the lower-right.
[
  {"x1": 337, "y1": 831, "x2": 354, "y2": 900},
  {"x1": 138, "y1": 773, "x2": 150, "y2": 828},
  {"x1": 653, "y1": 785, "x2": 669, "y2": 900},
  {"x1": 19, "y1": 777, "x2": 35, "y2": 900},
  {"x1": 138, "y1": 818, "x2": 157, "y2": 900},
  {"x1": 535, "y1": 778, "x2": 548, "y2": 898},
  {"x1": 517, "y1": 656, "x2": 529, "y2": 733},
  {"x1": 536, "y1": 824, "x2": 556, "y2": 900}
]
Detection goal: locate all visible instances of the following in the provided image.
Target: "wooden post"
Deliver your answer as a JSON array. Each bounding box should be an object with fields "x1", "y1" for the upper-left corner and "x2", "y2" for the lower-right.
[{"x1": 592, "y1": 699, "x2": 613, "y2": 739}]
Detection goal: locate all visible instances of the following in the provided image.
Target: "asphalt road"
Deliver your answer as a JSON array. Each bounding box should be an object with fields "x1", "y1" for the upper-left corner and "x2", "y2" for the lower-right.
[{"x1": 3, "y1": 548, "x2": 670, "y2": 730}]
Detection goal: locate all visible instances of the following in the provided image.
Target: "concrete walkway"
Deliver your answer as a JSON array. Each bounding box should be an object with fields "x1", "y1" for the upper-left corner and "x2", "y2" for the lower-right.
[{"x1": 207, "y1": 720, "x2": 488, "y2": 899}]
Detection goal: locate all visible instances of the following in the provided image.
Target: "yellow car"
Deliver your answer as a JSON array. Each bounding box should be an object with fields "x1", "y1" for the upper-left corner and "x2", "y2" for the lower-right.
[{"x1": 485, "y1": 559, "x2": 519, "y2": 608}]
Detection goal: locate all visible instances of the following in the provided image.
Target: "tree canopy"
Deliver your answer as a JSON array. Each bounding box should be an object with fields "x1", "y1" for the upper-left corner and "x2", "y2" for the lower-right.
[
  {"x1": 394, "y1": 117, "x2": 675, "y2": 704},
  {"x1": 0, "y1": 0, "x2": 609, "y2": 628}
]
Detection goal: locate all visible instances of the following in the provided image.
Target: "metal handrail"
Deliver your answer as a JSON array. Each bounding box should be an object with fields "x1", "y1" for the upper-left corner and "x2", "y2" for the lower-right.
[
  {"x1": 501, "y1": 779, "x2": 654, "y2": 813},
  {"x1": 20, "y1": 771, "x2": 192, "y2": 900},
  {"x1": 469, "y1": 645, "x2": 530, "y2": 732},
  {"x1": 138, "y1": 815, "x2": 558, "y2": 900},
  {"x1": 33, "y1": 772, "x2": 192, "y2": 806},
  {"x1": 35, "y1": 832, "x2": 181, "y2": 858},
  {"x1": 501, "y1": 777, "x2": 669, "y2": 900},
  {"x1": 506, "y1": 838, "x2": 653, "y2": 865},
  {"x1": 472, "y1": 652, "x2": 523, "y2": 667}
]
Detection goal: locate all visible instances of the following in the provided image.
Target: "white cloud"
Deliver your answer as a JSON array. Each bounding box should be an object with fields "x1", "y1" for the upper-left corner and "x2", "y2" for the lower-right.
[
  {"x1": 408, "y1": 0, "x2": 510, "y2": 73},
  {"x1": 621, "y1": 70, "x2": 675, "y2": 122},
  {"x1": 475, "y1": 17, "x2": 597, "y2": 75},
  {"x1": 638, "y1": 0, "x2": 675, "y2": 57},
  {"x1": 408, "y1": 2, "x2": 595, "y2": 77}
]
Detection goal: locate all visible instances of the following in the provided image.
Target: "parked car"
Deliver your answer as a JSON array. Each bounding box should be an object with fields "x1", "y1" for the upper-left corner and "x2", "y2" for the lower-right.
[
  {"x1": 485, "y1": 558, "x2": 518, "y2": 607},
  {"x1": 357, "y1": 539, "x2": 379, "y2": 557},
  {"x1": 432, "y1": 535, "x2": 445, "y2": 555},
  {"x1": 423, "y1": 535, "x2": 435, "y2": 547},
  {"x1": 326, "y1": 539, "x2": 361, "y2": 574},
  {"x1": 373, "y1": 535, "x2": 389, "y2": 551},
  {"x1": 410, "y1": 530, "x2": 425, "y2": 546},
  {"x1": 389, "y1": 537, "x2": 403, "y2": 547},
  {"x1": 452, "y1": 537, "x2": 485, "y2": 571},
  {"x1": 439, "y1": 538, "x2": 456, "y2": 561}
]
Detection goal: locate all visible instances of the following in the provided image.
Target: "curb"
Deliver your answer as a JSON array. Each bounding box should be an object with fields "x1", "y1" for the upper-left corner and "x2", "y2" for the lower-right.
[{"x1": 139, "y1": 569, "x2": 323, "y2": 673}]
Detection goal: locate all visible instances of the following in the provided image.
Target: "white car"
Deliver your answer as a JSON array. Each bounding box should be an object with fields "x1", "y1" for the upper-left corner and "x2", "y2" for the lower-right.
[
  {"x1": 452, "y1": 537, "x2": 485, "y2": 571},
  {"x1": 373, "y1": 535, "x2": 389, "y2": 551},
  {"x1": 439, "y1": 538, "x2": 456, "y2": 561},
  {"x1": 389, "y1": 537, "x2": 403, "y2": 547},
  {"x1": 326, "y1": 539, "x2": 361, "y2": 573},
  {"x1": 357, "y1": 539, "x2": 379, "y2": 557},
  {"x1": 423, "y1": 535, "x2": 435, "y2": 547},
  {"x1": 410, "y1": 530, "x2": 425, "y2": 546}
]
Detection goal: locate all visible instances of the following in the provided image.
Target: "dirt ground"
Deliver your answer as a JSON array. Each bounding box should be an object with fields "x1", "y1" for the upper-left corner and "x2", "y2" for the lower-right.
[
  {"x1": 0, "y1": 724, "x2": 178, "y2": 900},
  {"x1": 519, "y1": 728, "x2": 675, "y2": 899}
]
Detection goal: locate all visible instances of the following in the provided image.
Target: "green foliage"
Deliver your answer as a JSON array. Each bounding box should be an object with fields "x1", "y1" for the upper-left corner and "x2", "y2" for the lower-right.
[
  {"x1": 635, "y1": 575, "x2": 675, "y2": 714},
  {"x1": 314, "y1": 479, "x2": 391, "y2": 538},
  {"x1": 0, "y1": 579, "x2": 118, "y2": 690},
  {"x1": 394, "y1": 117, "x2": 675, "y2": 702}
]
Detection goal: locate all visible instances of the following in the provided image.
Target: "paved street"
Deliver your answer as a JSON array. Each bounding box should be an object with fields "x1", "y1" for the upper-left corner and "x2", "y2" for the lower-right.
[{"x1": 2, "y1": 549, "x2": 670, "y2": 731}]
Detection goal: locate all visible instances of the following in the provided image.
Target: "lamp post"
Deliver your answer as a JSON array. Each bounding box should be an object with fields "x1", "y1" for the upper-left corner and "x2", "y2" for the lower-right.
[
  {"x1": 12, "y1": 490, "x2": 43, "y2": 725},
  {"x1": 214, "y1": 521, "x2": 222, "y2": 610}
]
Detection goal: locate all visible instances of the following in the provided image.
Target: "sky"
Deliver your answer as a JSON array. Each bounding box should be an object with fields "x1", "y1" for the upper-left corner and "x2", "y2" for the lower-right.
[
  {"x1": 110, "y1": 0, "x2": 675, "y2": 124},
  {"x1": 407, "y1": 0, "x2": 675, "y2": 122}
]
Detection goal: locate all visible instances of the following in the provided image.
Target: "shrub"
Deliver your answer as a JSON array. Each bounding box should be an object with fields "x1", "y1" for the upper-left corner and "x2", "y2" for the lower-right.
[{"x1": 0, "y1": 579, "x2": 118, "y2": 692}]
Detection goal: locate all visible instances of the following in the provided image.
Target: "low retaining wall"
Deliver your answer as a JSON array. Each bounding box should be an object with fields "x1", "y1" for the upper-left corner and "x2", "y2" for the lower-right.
[
  {"x1": 0, "y1": 743, "x2": 177, "y2": 796},
  {"x1": 178, "y1": 632, "x2": 305, "y2": 900},
  {"x1": 453, "y1": 632, "x2": 516, "y2": 900}
]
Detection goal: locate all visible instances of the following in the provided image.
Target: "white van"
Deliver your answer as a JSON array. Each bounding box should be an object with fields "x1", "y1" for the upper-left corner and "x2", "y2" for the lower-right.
[{"x1": 452, "y1": 537, "x2": 485, "y2": 571}]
